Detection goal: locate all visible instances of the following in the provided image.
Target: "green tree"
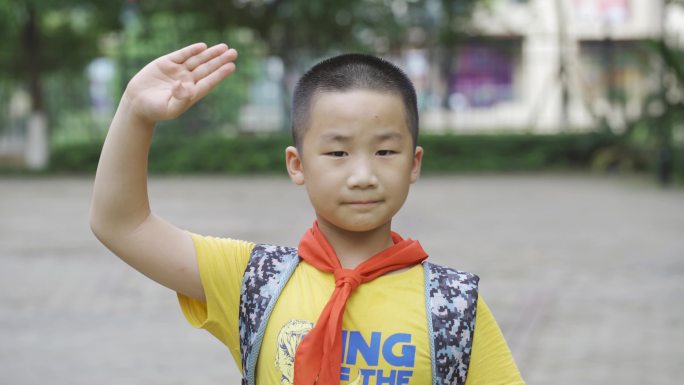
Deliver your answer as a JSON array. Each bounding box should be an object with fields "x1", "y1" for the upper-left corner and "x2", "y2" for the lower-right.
[
  {"x1": 599, "y1": 0, "x2": 684, "y2": 184},
  {"x1": 0, "y1": 0, "x2": 122, "y2": 117},
  {"x1": 132, "y1": 0, "x2": 489, "y2": 125}
]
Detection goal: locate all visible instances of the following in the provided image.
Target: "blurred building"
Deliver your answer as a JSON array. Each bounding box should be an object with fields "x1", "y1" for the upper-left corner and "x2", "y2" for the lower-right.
[{"x1": 420, "y1": 0, "x2": 683, "y2": 133}]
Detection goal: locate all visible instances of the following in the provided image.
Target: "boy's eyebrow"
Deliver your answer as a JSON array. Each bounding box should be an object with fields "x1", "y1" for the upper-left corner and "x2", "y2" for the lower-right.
[
  {"x1": 375, "y1": 132, "x2": 404, "y2": 141},
  {"x1": 319, "y1": 131, "x2": 405, "y2": 143},
  {"x1": 320, "y1": 133, "x2": 352, "y2": 143}
]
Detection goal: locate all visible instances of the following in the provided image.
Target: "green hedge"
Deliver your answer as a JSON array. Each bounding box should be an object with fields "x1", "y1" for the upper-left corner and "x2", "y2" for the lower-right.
[
  {"x1": 47, "y1": 132, "x2": 622, "y2": 175},
  {"x1": 419, "y1": 132, "x2": 619, "y2": 172}
]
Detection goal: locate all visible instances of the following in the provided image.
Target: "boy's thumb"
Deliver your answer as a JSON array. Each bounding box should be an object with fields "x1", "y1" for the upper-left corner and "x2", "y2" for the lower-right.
[{"x1": 171, "y1": 80, "x2": 193, "y2": 101}]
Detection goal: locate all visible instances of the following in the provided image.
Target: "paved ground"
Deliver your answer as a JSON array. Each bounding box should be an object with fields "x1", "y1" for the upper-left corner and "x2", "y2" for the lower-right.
[{"x1": 1, "y1": 174, "x2": 683, "y2": 385}]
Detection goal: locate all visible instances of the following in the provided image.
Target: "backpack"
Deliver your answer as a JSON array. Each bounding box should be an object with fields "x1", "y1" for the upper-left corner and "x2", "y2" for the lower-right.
[{"x1": 238, "y1": 244, "x2": 479, "y2": 385}]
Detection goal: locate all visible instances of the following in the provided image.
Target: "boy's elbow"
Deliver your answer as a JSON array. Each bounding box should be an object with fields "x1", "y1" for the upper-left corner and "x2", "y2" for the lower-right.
[
  {"x1": 89, "y1": 209, "x2": 108, "y2": 243},
  {"x1": 89, "y1": 206, "x2": 150, "y2": 247},
  {"x1": 89, "y1": 206, "x2": 118, "y2": 245}
]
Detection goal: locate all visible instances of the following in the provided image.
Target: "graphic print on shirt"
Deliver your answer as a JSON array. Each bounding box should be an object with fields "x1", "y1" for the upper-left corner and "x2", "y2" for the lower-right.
[
  {"x1": 275, "y1": 319, "x2": 314, "y2": 385},
  {"x1": 276, "y1": 320, "x2": 417, "y2": 385}
]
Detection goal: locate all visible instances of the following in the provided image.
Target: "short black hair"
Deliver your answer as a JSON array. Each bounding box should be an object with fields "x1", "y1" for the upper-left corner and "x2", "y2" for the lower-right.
[{"x1": 291, "y1": 53, "x2": 418, "y2": 149}]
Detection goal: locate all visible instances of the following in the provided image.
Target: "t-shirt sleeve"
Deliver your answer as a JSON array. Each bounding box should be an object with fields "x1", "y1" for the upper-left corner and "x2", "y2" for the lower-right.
[
  {"x1": 176, "y1": 232, "x2": 255, "y2": 368},
  {"x1": 466, "y1": 296, "x2": 526, "y2": 385}
]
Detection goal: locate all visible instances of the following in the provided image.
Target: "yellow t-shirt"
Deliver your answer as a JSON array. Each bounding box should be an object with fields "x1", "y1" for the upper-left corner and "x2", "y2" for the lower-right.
[{"x1": 178, "y1": 234, "x2": 525, "y2": 385}]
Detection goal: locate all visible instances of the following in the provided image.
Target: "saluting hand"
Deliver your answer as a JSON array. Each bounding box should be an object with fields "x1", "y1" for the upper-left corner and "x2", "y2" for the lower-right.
[{"x1": 122, "y1": 42, "x2": 238, "y2": 125}]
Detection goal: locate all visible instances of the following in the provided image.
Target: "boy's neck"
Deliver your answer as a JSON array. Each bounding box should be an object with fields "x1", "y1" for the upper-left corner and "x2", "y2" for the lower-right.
[{"x1": 316, "y1": 219, "x2": 395, "y2": 269}]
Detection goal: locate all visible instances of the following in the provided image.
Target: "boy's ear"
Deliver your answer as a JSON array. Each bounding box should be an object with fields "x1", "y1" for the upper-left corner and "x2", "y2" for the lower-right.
[
  {"x1": 410, "y1": 146, "x2": 424, "y2": 184},
  {"x1": 285, "y1": 146, "x2": 305, "y2": 185}
]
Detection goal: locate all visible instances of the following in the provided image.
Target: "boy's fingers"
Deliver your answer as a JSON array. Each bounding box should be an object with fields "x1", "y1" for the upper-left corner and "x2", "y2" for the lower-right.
[
  {"x1": 184, "y1": 43, "x2": 229, "y2": 71},
  {"x1": 194, "y1": 63, "x2": 236, "y2": 99},
  {"x1": 192, "y1": 49, "x2": 237, "y2": 82},
  {"x1": 167, "y1": 42, "x2": 207, "y2": 64}
]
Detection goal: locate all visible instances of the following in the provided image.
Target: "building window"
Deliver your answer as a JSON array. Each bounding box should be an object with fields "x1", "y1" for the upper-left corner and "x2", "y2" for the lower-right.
[
  {"x1": 448, "y1": 38, "x2": 522, "y2": 110},
  {"x1": 579, "y1": 40, "x2": 652, "y2": 108}
]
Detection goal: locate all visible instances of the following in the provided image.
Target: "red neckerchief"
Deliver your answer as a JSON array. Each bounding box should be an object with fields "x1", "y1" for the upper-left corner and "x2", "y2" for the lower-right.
[{"x1": 293, "y1": 221, "x2": 428, "y2": 384}]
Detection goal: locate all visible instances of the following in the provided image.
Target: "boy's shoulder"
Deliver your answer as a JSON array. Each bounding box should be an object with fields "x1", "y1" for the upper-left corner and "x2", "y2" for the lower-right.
[
  {"x1": 422, "y1": 260, "x2": 480, "y2": 291},
  {"x1": 243, "y1": 242, "x2": 479, "y2": 290},
  {"x1": 243, "y1": 242, "x2": 478, "y2": 274},
  {"x1": 242, "y1": 243, "x2": 299, "y2": 281}
]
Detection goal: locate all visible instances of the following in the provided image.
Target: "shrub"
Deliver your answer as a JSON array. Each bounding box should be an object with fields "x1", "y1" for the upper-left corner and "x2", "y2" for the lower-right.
[{"x1": 47, "y1": 131, "x2": 624, "y2": 175}]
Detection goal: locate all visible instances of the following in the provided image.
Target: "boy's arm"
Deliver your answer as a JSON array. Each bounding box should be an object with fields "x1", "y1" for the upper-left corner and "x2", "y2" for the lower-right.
[
  {"x1": 466, "y1": 297, "x2": 526, "y2": 385},
  {"x1": 89, "y1": 43, "x2": 238, "y2": 302}
]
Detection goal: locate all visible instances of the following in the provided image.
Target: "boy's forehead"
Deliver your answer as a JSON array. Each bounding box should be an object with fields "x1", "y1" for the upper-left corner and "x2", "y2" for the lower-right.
[
  {"x1": 293, "y1": 88, "x2": 413, "y2": 149},
  {"x1": 310, "y1": 88, "x2": 403, "y2": 105},
  {"x1": 308, "y1": 89, "x2": 406, "y2": 120},
  {"x1": 304, "y1": 90, "x2": 409, "y2": 137}
]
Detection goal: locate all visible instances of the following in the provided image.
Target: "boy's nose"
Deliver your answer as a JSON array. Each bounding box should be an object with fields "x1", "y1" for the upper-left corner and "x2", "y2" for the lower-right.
[{"x1": 347, "y1": 157, "x2": 378, "y2": 189}]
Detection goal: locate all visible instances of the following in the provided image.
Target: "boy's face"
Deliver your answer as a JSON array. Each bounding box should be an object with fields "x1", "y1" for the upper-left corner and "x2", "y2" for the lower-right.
[{"x1": 286, "y1": 89, "x2": 423, "y2": 234}]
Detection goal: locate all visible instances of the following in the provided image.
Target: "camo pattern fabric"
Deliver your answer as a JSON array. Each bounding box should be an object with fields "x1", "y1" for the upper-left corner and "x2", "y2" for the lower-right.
[
  {"x1": 424, "y1": 261, "x2": 479, "y2": 385},
  {"x1": 238, "y1": 245, "x2": 479, "y2": 385},
  {"x1": 239, "y1": 244, "x2": 299, "y2": 385}
]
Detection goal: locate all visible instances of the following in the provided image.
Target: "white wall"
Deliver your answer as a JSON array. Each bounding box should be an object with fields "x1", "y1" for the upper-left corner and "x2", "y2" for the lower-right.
[{"x1": 423, "y1": 0, "x2": 669, "y2": 133}]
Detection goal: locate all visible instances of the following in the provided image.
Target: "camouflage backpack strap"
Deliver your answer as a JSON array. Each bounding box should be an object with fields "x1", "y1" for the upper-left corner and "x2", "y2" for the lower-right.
[
  {"x1": 239, "y1": 244, "x2": 300, "y2": 385},
  {"x1": 423, "y1": 261, "x2": 479, "y2": 385}
]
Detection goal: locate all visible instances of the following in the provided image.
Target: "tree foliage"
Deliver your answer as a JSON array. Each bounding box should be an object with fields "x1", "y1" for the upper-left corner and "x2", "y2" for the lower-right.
[
  {"x1": 0, "y1": 0, "x2": 123, "y2": 113},
  {"x1": 1, "y1": 0, "x2": 492, "y2": 140},
  {"x1": 0, "y1": 1, "x2": 122, "y2": 74},
  {"x1": 131, "y1": 0, "x2": 487, "y2": 59}
]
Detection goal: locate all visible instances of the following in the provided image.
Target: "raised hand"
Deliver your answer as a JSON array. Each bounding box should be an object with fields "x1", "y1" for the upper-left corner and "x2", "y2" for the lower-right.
[{"x1": 123, "y1": 42, "x2": 238, "y2": 124}]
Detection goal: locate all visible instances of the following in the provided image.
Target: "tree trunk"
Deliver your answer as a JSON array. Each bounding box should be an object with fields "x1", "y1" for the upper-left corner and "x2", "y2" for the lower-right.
[
  {"x1": 22, "y1": 2, "x2": 48, "y2": 169},
  {"x1": 23, "y1": 2, "x2": 43, "y2": 114}
]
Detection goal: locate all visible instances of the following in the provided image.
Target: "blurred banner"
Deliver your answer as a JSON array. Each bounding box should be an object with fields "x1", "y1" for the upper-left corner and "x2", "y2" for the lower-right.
[{"x1": 449, "y1": 42, "x2": 518, "y2": 109}]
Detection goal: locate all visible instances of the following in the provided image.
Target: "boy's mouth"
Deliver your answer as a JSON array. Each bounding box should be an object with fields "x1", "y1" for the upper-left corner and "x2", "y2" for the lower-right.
[{"x1": 343, "y1": 200, "x2": 383, "y2": 209}]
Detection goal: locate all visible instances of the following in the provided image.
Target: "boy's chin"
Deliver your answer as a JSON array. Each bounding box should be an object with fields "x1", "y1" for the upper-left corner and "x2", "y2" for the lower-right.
[{"x1": 318, "y1": 216, "x2": 392, "y2": 234}]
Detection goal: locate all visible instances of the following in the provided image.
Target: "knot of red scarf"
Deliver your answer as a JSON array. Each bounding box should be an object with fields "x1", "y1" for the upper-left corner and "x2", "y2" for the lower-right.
[
  {"x1": 334, "y1": 269, "x2": 363, "y2": 290},
  {"x1": 293, "y1": 221, "x2": 428, "y2": 385}
]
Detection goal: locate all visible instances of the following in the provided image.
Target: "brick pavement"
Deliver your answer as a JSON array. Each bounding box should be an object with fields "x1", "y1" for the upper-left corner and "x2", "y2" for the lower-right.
[{"x1": 1, "y1": 175, "x2": 683, "y2": 384}]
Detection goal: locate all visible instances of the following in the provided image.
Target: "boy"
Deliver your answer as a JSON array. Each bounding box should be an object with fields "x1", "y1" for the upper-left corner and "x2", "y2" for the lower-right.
[{"x1": 90, "y1": 42, "x2": 525, "y2": 385}]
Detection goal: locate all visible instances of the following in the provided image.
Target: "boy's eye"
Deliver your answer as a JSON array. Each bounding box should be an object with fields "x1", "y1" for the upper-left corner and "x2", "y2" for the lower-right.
[
  {"x1": 325, "y1": 151, "x2": 348, "y2": 157},
  {"x1": 376, "y1": 150, "x2": 396, "y2": 156}
]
